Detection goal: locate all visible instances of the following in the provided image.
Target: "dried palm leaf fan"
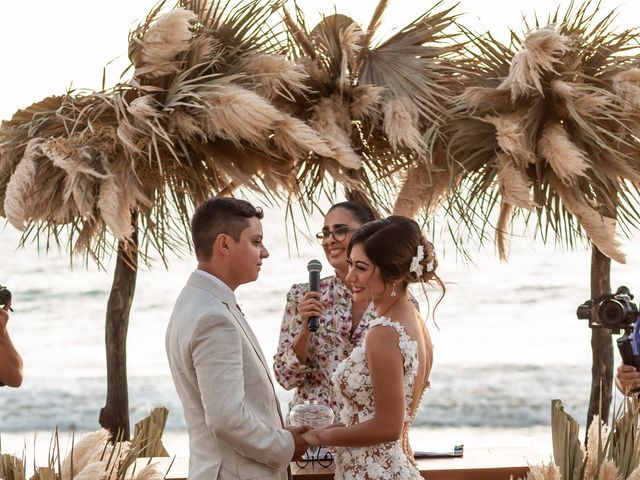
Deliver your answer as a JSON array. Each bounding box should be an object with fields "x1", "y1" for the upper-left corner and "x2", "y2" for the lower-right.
[
  {"x1": 446, "y1": 1, "x2": 640, "y2": 262},
  {"x1": 0, "y1": 0, "x2": 349, "y2": 437},
  {"x1": 0, "y1": 0, "x2": 344, "y2": 265},
  {"x1": 0, "y1": 454, "x2": 25, "y2": 480},
  {"x1": 281, "y1": 0, "x2": 465, "y2": 217}
]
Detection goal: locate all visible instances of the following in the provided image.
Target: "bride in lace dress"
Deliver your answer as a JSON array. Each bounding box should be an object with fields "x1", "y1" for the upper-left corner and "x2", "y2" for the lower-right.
[{"x1": 303, "y1": 215, "x2": 443, "y2": 480}]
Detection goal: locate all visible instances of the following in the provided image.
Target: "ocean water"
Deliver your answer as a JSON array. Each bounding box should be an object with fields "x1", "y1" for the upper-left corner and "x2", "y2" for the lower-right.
[{"x1": 1, "y1": 204, "x2": 638, "y2": 458}]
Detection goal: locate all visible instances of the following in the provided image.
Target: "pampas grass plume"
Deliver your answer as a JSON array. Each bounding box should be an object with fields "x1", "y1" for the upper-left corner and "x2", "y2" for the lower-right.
[
  {"x1": 141, "y1": 9, "x2": 197, "y2": 69},
  {"x1": 383, "y1": 96, "x2": 426, "y2": 154},
  {"x1": 538, "y1": 121, "x2": 590, "y2": 185},
  {"x1": 3, "y1": 138, "x2": 43, "y2": 231}
]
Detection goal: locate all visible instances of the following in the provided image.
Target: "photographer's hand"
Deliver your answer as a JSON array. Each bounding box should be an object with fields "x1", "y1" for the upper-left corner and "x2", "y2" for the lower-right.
[
  {"x1": 0, "y1": 304, "x2": 23, "y2": 387},
  {"x1": 615, "y1": 364, "x2": 640, "y2": 396},
  {"x1": 0, "y1": 302, "x2": 10, "y2": 331}
]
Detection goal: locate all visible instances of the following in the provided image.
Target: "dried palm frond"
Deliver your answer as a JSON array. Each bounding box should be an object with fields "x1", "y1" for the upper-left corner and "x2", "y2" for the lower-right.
[
  {"x1": 130, "y1": 407, "x2": 170, "y2": 458},
  {"x1": 551, "y1": 399, "x2": 584, "y2": 480},
  {"x1": 0, "y1": 0, "x2": 347, "y2": 264},
  {"x1": 445, "y1": 0, "x2": 640, "y2": 263},
  {"x1": 281, "y1": 1, "x2": 468, "y2": 215},
  {"x1": 0, "y1": 454, "x2": 25, "y2": 480},
  {"x1": 609, "y1": 396, "x2": 640, "y2": 478}
]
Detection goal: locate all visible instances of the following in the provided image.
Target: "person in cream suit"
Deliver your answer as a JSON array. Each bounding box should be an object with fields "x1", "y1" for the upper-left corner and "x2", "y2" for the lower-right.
[{"x1": 166, "y1": 197, "x2": 308, "y2": 480}]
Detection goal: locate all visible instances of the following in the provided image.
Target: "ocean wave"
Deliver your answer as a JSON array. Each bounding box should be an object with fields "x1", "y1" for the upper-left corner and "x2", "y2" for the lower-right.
[{"x1": 0, "y1": 364, "x2": 595, "y2": 432}]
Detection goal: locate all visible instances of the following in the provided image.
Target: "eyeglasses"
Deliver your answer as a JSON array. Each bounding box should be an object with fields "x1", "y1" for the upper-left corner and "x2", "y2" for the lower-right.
[{"x1": 315, "y1": 225, "x2": 354, "y2": 243}]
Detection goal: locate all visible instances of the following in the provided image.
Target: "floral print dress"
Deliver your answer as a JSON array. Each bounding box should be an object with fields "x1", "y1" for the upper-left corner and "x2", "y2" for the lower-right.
[
  {"x1": 273, "y1": 275, "x2": 377, "y2": 420},
  {"x1": 332, "y1": 317, "x2": 431, "y2": 480}
]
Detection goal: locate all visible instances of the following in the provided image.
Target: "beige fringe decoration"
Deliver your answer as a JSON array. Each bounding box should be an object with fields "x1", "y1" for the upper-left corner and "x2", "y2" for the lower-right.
[
  {"x1": 41, "y1": 139, "x2": 106, "y2": 219},
  {"x1": 524, "y1": 463, "x2": 561, "y2": 480},
  {"x1": 4, "y1": 138, "x2": 44, "y2": 230},
  {"x1": 140, "y1": 9, "x2": 197, "y2": 77},
  {"x1": 496, "y1": 201, "x2": 513, "y2": 261},
  {"x1": 239, "y1": 54, "x2": 309, "y2": 101},
  {"x1": 501, "y1": 27, "x2": 571, "y2": 100},
  {"x1": 309, "y1": 96, "x2": 362, "y2": 169},
  {"x1": 131, "y1": 464, "x2": 165, "y2": 480},
  {"x1": 599, "y1": 460, "x2": 623, "y2": 480},
  {"x1": 484, "y1": 112, "x2": 534, "y2": 168},
  {"x1": 550, "y1": 173, "x2": 626, "y2": 263},
  {"x1": 574, "y1": 92, "x2": 613, "y2": 116},
  {"x1": 116, "y1": 121, "x2": 144, "y2": 156},
  {"x1": 74, "y1": 462, "x2": 108, "y2": 480},
  {"x1": 583, "y1": 415, "x2": 609, "y2": 480},
  {"x1": 338, "y1": 23, "x2": 364, "y2": 92},
  {"x1": 538, "y1": 121, "x2": 590, "y2": 185},
  {"x1": 496, "y1": 152, "x2": 534, "y2": 209},
  {"x1": 599, "y1": 152, "x2": 640, "y2": 183},
  {"x1": 201, "y1": 84, "x2": 284, "y2": 147},
  {"x1": 457, "y1": 87, "x2": 513, "y2": 112},
  {"x1": 383, "y1": 96, "x2": 427, "y2": 154},
  {"x1": 273, "y1": 116, "x2": 334, "y2": 160},
  {"x1": 33, "y1": 466, "x2": 56, "y2": 480},
  {"x1": 168, "y1": 110, "x2": 206, "y2": 140},
  {"x1": 128, "y1": 95, "x2": 158, "y2": 122},
  {"x1": 186, "y1": 36, "x2": 221, "y2": 68},
  {"x1": 551, "y1": 79, "x2": 577, "y2": 101},
  {"x1": 61, "y1": 429, "x2": 111, "y2": 480},
  {"x1": 613, "y1": 69, "x2": 640, "y2": 109},
  {"x1": 551, "y1": 80, "x2": 613, "y2": 117},
  {"x1": 393, "y1": 151, "x2": 452, "y2": 217},
  {"x1": 98, "y1": 175, "x2": 134, "y2": 240},
  {"x1": 350, "y1": 84, "x2": 384, "y2": 119}
]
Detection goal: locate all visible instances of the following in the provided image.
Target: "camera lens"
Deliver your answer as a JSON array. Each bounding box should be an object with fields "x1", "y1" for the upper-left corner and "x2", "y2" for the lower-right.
[{"x1": 599, "y1": 299, "x2": 624, "y2": 327}]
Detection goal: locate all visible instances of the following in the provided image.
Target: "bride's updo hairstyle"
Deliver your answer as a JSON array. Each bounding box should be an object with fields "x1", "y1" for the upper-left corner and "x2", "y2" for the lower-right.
[{"x1": 347, "y1": 215, "x2": 444, "y2": 295}]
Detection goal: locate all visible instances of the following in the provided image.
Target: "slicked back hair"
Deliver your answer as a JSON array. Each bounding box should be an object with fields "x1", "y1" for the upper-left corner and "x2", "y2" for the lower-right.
[
  {"x1": 191, "y1": 197, "x2": 264, "y2": 261},
  {"x1": 327, "y1": 201, "x2": 377, "y2": 225}
]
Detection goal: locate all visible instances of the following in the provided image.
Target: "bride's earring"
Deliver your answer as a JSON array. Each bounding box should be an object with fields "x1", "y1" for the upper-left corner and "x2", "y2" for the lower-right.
[{"x1": 391, "y1": 282, "x2": 397, "y2": 297}]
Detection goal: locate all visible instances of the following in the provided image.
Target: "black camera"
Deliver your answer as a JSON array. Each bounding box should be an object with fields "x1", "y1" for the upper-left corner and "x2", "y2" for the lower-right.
[
  {"x1": 577, "y1": 286, "x2": 640, "y2": 370},
  {"x1": 0, "y1": 285, "x2": 11, "y2": 308}
]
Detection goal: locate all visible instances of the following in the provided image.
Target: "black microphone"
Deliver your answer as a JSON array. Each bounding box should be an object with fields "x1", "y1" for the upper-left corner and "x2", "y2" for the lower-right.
[{"x1": 307, "y1": 259, "x2": 323, "y2": 332}]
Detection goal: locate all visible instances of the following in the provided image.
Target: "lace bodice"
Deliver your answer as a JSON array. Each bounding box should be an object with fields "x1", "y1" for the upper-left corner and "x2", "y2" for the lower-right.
[{"x1": 331, "y1": 316, "x2": 431, "y2": 480}]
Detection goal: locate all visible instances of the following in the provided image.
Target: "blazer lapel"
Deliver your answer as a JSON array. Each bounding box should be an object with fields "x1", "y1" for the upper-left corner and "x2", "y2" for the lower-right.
[
  {"x1": 224, "y1": 302, "x2": 287, "y2": 428},
  {"x1": 223, "y1": 302, "x2": 271, "y2": 377},
  {"x1": 188, "y1": 272, "x2": 285, "y2": 426}
]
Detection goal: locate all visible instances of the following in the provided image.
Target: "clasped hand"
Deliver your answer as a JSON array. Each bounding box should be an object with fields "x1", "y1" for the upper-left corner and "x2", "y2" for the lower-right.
[{"x1": 302, "y1": 421, "x2": 344, "y2": 447}]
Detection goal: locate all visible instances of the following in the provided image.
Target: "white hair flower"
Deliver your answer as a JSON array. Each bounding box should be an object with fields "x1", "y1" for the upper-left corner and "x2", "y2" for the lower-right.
[{"x1": 409, "y1": 245, "x2": 425, "y2": 277}]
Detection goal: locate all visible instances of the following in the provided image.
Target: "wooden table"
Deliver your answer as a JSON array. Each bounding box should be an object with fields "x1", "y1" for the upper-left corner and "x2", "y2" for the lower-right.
[{"x1": 131, "y1": 447, "x2": 543, "y2": 480}]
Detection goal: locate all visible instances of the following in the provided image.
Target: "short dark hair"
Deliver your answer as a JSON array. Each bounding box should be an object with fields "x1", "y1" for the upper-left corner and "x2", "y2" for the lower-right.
[
  {"x1": 327, "y1": 201, "x2": 377, "y2": 225},
  {"x1": 191, "y1": 197, "x2": 264, "y2": 260}
]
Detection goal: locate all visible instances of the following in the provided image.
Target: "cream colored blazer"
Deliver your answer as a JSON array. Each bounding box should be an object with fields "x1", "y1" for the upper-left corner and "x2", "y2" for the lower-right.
[{"x1": 166, "y1": 272, "x2": 294, "y2": 480}]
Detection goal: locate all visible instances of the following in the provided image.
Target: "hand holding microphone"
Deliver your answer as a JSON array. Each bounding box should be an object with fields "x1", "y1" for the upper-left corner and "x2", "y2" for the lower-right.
[{"x1": 306, "y1": 260, "x2": 323, "y2": 332}]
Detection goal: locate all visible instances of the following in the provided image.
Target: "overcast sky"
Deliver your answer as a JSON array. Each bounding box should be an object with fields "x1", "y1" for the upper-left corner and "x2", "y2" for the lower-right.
[{"x1": 0, "y1": 0, "x2": 638, "y2": 121}]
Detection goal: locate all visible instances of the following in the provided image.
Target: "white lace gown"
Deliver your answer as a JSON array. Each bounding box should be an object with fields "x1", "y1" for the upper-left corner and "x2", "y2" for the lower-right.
[{"x1": 331, "y1": 317, "x2": 430, "y2": 480}]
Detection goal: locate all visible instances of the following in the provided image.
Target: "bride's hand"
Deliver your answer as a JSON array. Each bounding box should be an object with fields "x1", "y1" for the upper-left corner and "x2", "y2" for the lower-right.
[
  {"x1": 302, "y1": 429, "x2": 324, "y2": 446},
  {"x1": 325, "y1": 421, "x2": 344, "y2": 429}
]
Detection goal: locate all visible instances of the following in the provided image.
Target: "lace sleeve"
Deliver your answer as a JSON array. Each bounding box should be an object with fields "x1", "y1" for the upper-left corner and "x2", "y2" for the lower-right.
[{"x1": 273, "y1": 284, "x2": 310, "y2": 389}]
